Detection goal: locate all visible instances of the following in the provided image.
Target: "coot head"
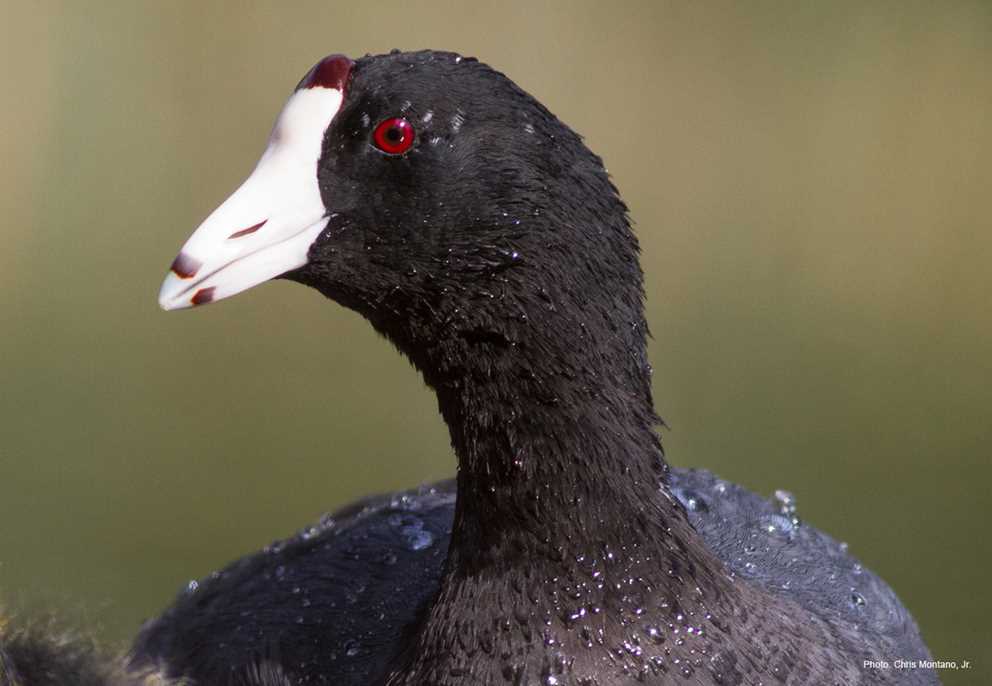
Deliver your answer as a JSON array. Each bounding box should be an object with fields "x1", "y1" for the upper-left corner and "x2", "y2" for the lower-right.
[{"x1": 159, "y1": 50, "x2": 646, "y2": 395}]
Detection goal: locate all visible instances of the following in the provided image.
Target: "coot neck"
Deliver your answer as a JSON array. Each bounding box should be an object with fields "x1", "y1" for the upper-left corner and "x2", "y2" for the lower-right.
[
  {"x1": 434, "y1": 331, "x2": 673, "y2": 561},
  {"x1": 390, "y1": 286, "x2": 737, "y2": 685},
  {"x1": 395, "y1": 184, "x2": 712, "y2": 575},
  {"x1": 372, "y1": 160, "x2": 740, "y2": 682}
]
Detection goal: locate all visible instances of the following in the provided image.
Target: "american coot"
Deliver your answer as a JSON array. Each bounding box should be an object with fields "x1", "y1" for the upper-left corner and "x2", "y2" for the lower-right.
[{"x1": 3, "y1": 51, "x2": 937, "y2": 686}]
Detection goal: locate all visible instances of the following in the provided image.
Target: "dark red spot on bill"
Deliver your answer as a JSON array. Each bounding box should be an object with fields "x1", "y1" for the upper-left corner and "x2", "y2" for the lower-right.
[
  {"x1": 191, "y1": 287, "x2": 216, "y2": 306},
  {"x1": 297, "y1": 54, "x2": 354, "y2": 93},
  {"x1": 170, "y1": 252, "x2": 202, "y2": 279},
  {"x1": 228, "y1": 219, "x2": 267, "y2": 240}
]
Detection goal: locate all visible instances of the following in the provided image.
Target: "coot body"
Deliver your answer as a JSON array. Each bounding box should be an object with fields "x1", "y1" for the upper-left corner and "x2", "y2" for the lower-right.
[
  {"x1": 132, "y1": 472, "x2": 933, "y2": 685},
  {"x1": 146, "y1": 50, "x2": 937, "y2": 685}
]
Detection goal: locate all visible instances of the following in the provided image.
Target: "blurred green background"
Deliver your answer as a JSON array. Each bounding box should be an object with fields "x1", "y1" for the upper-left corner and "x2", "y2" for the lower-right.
[{"x1": 1, "y1": 1, "x2": 989, "y2": 683}]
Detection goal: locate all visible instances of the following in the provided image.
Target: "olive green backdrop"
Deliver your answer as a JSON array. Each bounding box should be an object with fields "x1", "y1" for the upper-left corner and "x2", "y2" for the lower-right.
[{"x1": 1, "y1": 2, "x2": 989, "y2": 683}]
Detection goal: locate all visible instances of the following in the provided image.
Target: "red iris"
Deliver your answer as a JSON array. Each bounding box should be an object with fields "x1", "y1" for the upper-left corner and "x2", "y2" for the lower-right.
[{"x1": 373, "y1": 117, "x2": 415, "y2": 155}]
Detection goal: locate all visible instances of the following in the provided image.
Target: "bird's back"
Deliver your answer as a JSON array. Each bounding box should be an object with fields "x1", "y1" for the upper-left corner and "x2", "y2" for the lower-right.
[{"x1": 130, "y1": 471, "x2": 936, "y2": 685}]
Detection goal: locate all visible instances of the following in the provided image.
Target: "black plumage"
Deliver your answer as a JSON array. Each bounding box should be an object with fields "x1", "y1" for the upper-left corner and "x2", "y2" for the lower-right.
[
  {"x1": 132, "y1": 471, "x2": 934, "y2": 685},
  {"x1": 138, "y1": 50, "x2": 935, "y2": 685},
  {"x1": 2, "y1": 50, "x2": 937, "y2": 686}
]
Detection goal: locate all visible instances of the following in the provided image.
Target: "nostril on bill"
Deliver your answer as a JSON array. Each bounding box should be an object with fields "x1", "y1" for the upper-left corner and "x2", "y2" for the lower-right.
[{"x1": 228, "y1": 220, "x2": 267, "y2": 240}]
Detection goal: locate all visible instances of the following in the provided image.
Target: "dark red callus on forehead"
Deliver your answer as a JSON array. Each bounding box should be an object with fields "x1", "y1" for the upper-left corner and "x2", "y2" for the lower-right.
[{"x1": 297, "y1": 54, "x2": 354, "y2": 93}]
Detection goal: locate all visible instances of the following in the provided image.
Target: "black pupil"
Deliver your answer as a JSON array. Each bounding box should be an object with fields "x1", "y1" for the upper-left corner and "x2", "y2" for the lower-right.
[{"x1": 386, "y1": 125, "x2": 403, "y2": 143}]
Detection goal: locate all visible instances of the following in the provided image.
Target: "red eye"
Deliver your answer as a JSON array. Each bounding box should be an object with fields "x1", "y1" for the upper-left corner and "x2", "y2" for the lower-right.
[{"x1": 373, "y1": 117, "x2": 415, "y2": 155}]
